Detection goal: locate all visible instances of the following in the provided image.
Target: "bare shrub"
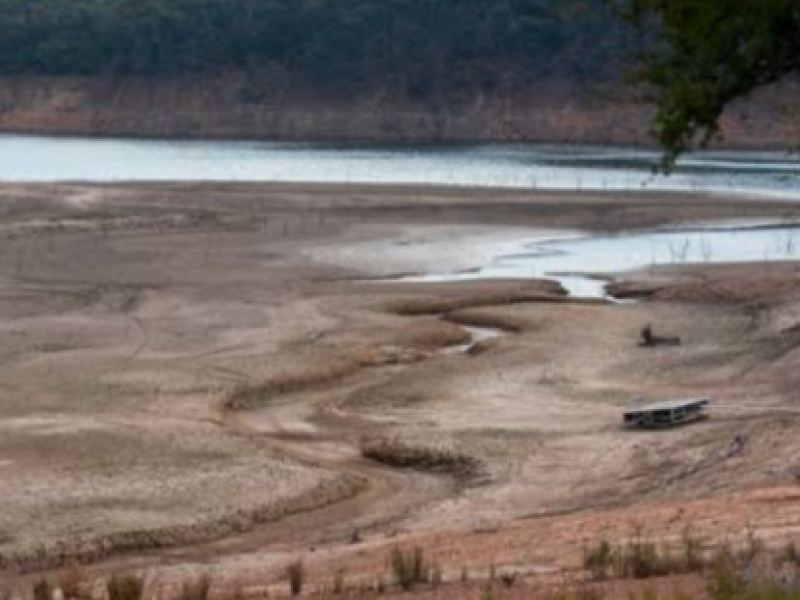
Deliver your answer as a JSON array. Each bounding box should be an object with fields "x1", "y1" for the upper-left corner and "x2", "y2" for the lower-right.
[
  {"x1": 614, "y1": 529, "x2": 683, "y2": 579},
  {"x1": 585, "y1": 533, "x2": 800, "y2": 599},
  {"x1": 706, "y1": 546, "x2": 747, "y2": 600},
  {"x1": 286, "y1": 561, "x2": 304, "y2": 597},
  {"x1": 682, "y1": 524, "x2": 705, "y2": 571},
  {"x1": 584, "y1": 528, "x2": 700, "y2": 581},
  {"x1": 389, "y1": 547, "x2": 430, "y2": 590},
  {"x1": 583, "y1": 539, "x2": 615, "y2": 580},
  {"x1": 704, "y1": 543, "x2": 800, "y2": 600},
  {"x1": 107, "y1": 575, "x2": 144, "y2": 600},
  {"x1": 623, "y1": 537, "x2": 672, "y2": 579},
  {"x1": 741, "y1": 526, "x2": 765, "y2": 566}
]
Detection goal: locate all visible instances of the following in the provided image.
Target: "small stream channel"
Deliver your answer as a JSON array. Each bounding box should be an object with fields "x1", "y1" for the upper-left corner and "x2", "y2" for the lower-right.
[{"x1": 405, "y1": 221, "x2": 800, "y2": 299}]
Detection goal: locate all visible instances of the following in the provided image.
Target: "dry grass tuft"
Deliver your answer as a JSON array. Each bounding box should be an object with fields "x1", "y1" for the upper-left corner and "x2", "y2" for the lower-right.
[
  {"x1": 58, "y1": 563, "x2": 89, "y2": 599},
  {"x1": 107, "y1": 575, "x2": 144, "y2": 600},
  {"x1": 584, "y1": 527, "x2": 706, "y2": 581},
  {"x1": 389, "y1": 547, "x2": 436, "y2": 591}
]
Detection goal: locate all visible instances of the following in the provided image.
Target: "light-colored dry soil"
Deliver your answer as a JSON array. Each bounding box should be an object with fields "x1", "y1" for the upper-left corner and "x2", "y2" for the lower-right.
[{"x1": 0, "y1": 183, "x2": 799, "y2": 597}]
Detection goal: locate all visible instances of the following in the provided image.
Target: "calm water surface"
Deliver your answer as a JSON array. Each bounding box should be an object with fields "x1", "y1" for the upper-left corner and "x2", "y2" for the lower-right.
[
  {"x1": 0, "y1": 134, "x2": 798, "y2": 199},
  {"x1": 407, "y1": 223, "x2": 800, "y2": 297}
]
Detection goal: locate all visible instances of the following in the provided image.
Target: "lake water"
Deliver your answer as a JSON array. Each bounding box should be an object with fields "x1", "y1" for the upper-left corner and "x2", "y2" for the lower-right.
[
  {"x1": 0, "y1": 134, "x2": 798, "y2": 199},
  {"x1": 406, "y1": 222, "x2": 800, "y2": 298}
]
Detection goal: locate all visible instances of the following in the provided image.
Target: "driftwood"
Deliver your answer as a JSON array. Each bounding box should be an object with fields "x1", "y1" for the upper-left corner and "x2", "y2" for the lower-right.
[{"x1": 639, "y1": 324, "x2": 682, "y2": 348}]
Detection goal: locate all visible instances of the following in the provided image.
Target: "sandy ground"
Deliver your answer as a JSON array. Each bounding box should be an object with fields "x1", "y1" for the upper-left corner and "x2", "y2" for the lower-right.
[{"x1": 0, "y1": 183, "x2": 800, "y2": 596}]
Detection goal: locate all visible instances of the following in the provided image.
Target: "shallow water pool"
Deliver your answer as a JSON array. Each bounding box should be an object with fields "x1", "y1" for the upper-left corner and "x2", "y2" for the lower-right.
[{"x1": 406, "y1": 222, "x2": 800, "y2": 298}]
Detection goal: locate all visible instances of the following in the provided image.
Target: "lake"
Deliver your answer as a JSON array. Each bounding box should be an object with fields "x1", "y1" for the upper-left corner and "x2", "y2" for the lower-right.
[{"x1": 0, "y1": 134, "x2": 798, "y2": 199}]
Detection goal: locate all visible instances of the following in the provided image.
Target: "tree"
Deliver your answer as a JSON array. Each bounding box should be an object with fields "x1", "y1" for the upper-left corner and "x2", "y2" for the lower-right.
[{"x1": 621, "y1": 0, "x2": 800, "y2": 165}]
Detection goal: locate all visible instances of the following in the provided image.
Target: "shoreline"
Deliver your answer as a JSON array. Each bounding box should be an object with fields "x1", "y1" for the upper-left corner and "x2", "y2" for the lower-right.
[{"x1": 0, "y1": 128, "x2": 794, "y2": 154}]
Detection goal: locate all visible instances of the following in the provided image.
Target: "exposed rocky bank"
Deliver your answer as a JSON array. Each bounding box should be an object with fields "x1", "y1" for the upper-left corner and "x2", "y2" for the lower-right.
[{"x1": 0, "y1": 75, "x2": 796, "y2": 146}]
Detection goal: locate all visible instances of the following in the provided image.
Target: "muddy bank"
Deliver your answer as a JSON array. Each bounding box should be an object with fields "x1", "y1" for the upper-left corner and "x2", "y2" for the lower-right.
[{"x1": 0, "y1": 75, "x2": 796, "y2": 147}]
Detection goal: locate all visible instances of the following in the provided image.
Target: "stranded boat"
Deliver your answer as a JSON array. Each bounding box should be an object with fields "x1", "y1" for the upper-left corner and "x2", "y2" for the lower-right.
[{"x1": 624, "y1": 398, "x2": 711, "y2": 429}]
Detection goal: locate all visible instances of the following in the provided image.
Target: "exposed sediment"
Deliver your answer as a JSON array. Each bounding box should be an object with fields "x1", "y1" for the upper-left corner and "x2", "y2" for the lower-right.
[
  {"x1": 0, "y1": 75, "x2": 796, "y2": 147},
  {"x1": 2, "y1": 182, "x2": 800, "y2": 584}
]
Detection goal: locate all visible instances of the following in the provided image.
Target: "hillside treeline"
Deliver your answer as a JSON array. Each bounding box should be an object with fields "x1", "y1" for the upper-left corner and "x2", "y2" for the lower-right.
[{"x1": 0, "y1": 0, "x2": 630, "y2": 98}]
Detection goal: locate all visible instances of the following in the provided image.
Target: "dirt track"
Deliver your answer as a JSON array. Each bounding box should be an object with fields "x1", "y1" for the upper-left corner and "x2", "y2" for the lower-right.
[{"x1": 1, "y1": 183, "x2": 800, "y2": 593}]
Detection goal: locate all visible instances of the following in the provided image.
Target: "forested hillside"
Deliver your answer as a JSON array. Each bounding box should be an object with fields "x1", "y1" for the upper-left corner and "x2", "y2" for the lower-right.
[
  {"x1": 0, "y1": 0, "x2": 793, "y2": 145},
  {"x1": 0, "y1": 0, "x2": 630, "y2": 97}
]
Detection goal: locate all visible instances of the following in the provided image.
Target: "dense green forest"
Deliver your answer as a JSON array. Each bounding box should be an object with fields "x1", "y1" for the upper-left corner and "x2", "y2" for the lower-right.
[{"x1": 0, "y1": 0, "x2": 630, "y2": 97}]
